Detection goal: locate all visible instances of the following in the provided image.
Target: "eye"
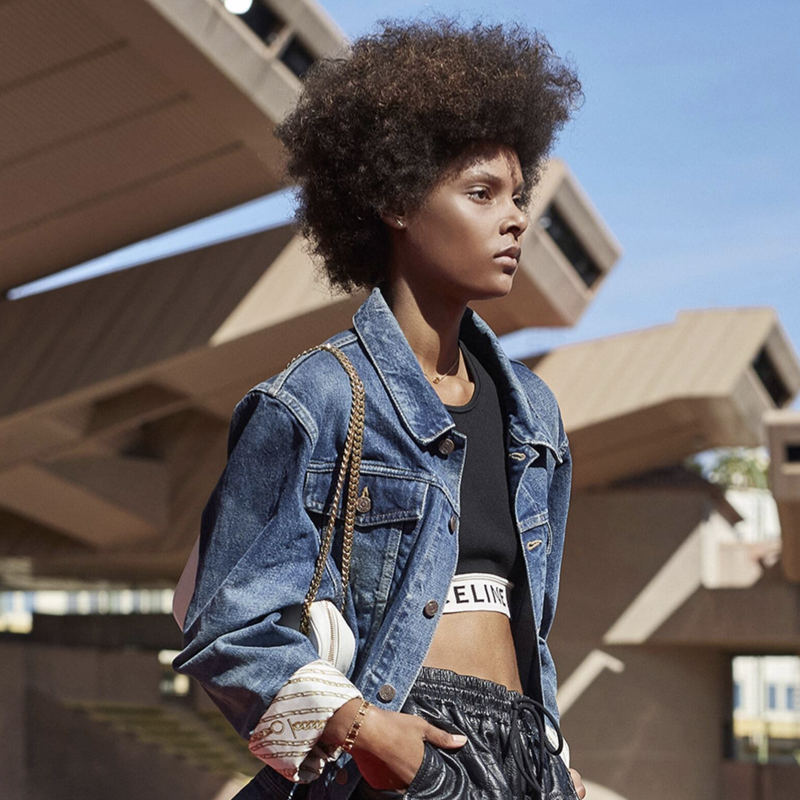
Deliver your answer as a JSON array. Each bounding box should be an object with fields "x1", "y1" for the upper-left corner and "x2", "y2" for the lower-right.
[
  {"x1": 513, "y1": 195, "x2": 524, "y2": 208},
  {"x1": 467, "y1": 188, "x2": 491, "y2": 201}
]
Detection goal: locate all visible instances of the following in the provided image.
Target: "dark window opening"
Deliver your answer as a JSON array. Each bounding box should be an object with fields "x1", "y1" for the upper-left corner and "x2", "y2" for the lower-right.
[
  {"x1": 752, "y1": 346, "x2": 791, "y2": 407},
  {"x1": 768, "y1": 683, "x2": 777, "y2": 710},
  {"x1": 538, "y1": 203, "x2": 602, "y2": 289},
  {"x1": 224, "y1": 0, "x2": 284, "y2": 46},
  {"x1": 786, "y1": 444, "x2": 800, "y2": 463},
  {"x1": 280, "y1": 35, "x2": 315, "y2": 79}
]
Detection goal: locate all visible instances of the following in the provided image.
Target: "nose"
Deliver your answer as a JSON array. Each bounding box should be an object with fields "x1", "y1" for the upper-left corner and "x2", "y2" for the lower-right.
[{"x1": 502, "y1": 201, "x2": 529, "y2": 238}]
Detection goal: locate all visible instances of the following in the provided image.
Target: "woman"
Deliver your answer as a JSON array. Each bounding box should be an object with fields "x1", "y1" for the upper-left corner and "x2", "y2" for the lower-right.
[{"x1": 174, "y1": 17, "x2": 585, "y2": 800}]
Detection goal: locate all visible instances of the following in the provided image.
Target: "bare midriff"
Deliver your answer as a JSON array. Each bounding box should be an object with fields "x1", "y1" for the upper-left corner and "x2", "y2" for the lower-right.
[
  {"x1": 427, "y1": 377, "x2": 524, "y2": 694},
  {"x1": 422, "y1": 611, "x2": 524, "y2": 693}
]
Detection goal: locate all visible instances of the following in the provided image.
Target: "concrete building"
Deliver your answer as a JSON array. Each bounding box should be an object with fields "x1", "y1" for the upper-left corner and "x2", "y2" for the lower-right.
[
  {"x1": 1, "y1": 1, "x2": 798, "y2": 799},
  {"x1": 527, "y1": 322, "x2": 800, "y2": 799}
]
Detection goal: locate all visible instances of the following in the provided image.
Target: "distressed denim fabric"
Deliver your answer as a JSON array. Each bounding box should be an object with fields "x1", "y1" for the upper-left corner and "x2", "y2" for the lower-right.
[{"x1": 173, "y1": 285, "x2": 573, "y2": 799}]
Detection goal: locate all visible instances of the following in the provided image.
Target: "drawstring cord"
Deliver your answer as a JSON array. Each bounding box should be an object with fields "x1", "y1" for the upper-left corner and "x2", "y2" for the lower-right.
[{"x1": 505, "y1": 695, "x2": 564, "y2": 797}]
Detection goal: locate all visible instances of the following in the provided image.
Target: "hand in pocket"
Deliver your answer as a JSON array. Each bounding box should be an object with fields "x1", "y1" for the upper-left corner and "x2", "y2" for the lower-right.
[{"x1": 351, "y1": 707, "x2": 466, "y2": 792}]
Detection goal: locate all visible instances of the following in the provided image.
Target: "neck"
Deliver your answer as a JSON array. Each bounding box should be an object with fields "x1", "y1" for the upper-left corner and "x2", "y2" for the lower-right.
[{"x1": 379, "y1": 279, "x2": 467, "y2": 380}]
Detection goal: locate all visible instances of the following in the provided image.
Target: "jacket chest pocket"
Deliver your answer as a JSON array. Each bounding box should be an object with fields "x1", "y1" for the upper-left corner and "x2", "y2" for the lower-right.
[{"x1": 302, "y1": 465, "x2": 429, "y2": 651}]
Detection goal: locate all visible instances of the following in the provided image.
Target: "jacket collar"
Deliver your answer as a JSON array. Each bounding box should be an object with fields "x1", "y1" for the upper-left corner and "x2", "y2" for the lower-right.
[{"x1": 352, "y1": 286, "x2": 556, "y2": 451}]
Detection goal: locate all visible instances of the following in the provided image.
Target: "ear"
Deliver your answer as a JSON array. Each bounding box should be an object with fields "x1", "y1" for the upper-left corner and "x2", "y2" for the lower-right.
[{"x1": 380, "y1": 210, "x2": 407, "y2": 230}]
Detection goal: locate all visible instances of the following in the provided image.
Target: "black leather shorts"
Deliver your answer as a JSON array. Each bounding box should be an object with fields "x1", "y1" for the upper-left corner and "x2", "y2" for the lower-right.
[{"x1": 353, "y1": 667, "x2": 579, "y2": 800}]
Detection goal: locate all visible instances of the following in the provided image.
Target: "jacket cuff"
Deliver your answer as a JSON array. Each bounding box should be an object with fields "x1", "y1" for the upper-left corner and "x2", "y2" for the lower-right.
[{"x1": 248, "y1": 659, "x2": 363, "y2": 783}]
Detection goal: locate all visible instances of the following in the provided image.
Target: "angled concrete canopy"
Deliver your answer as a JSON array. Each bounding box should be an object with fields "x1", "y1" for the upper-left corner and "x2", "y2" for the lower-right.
[
  {"x1": 524, "y1": 308, "x2": 800, "y2": 489},
  {"x1": 0, "y1": 224, "x2": 369, "y2": 585},
  {"x1": 0, "y1": 0, "x2": 345, "y2": 293}
]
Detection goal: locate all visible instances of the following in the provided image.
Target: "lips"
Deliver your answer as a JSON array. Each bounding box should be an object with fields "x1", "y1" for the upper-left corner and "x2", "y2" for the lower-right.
[{"x1": 494, "y1": 245, "x2": 521, "y2": 263}]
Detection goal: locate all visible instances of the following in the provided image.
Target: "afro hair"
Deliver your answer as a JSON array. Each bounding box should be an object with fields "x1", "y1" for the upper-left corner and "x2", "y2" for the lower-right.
[{"x1": 274, "y1": 16, "x2": 583, "y2": 295}]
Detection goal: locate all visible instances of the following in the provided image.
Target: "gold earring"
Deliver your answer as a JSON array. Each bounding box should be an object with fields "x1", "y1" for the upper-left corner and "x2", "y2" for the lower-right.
[{"x1": 396, "y1": 218, "x2": 404, "y2": 228}]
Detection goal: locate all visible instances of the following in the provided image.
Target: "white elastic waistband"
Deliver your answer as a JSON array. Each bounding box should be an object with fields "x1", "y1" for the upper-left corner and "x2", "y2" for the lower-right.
[{"x1": 442, "y1": 572, "x2": 514, "y2": 618}]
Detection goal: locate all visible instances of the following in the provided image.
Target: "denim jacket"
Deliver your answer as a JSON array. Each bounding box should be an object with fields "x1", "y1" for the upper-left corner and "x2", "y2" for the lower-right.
[{"x1": 173, "y1": 285, "x2": 572, "y2": 799}]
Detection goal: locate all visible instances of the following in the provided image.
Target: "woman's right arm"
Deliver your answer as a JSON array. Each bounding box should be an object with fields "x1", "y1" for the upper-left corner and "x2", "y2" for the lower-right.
[{"x1": 173, "y1": 389, "x2": 367, "y2": 781}]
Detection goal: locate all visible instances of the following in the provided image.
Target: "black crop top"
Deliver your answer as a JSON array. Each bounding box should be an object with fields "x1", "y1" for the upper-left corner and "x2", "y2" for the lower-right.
[
  {"x1": 443, "y1": 340, "x2": 519, "y2": 580},
  {"x1": 442, "y1": 340, "x2": 542, "y2": 701}
]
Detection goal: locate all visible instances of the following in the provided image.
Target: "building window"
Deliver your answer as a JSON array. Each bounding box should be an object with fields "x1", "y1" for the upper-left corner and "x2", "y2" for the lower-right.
[
  {"x1": 538, "y1": 203, "x2": 602, "y2": 289},
  {"x1": 752, "y1": 346, "x2": 791, "y2": 408},
  {"x1": 730, "y1": 655, "x2": 800, "y2": 764},
  {"x1": 786, "y1": 444, "x2": 800, "y2": 464},
  {"x1": 280, "y1": 35, "x2": 315, "y2": 79},
  {"x1": 223, "y1": 0, "x2": 284, "y2": 46}
]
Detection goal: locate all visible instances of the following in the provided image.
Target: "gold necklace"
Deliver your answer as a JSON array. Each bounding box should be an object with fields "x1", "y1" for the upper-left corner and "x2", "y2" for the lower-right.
[{"x1": 424, "y1": 347, "x2": 462, "y2": 384}]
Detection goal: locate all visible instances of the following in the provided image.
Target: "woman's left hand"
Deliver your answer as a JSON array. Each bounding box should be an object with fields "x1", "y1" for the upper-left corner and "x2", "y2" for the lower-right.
[{"x1": 570, "y1": 767, "x2": 587, "y2": 798}]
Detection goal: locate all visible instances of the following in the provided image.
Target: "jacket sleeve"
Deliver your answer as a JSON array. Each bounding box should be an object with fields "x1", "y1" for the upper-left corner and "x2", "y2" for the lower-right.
[
  {"x1": 538, "y1": 408, "x2": 573, "y2": 767},
  {"x1": 172, "y1": 389, "x2": 361, "y2": 782}
]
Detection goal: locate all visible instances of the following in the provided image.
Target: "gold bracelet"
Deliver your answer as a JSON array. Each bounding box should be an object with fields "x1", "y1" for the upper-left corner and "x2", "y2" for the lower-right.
[{"x1": 341, "y1": 699, "x2": 372, "y2": 753}]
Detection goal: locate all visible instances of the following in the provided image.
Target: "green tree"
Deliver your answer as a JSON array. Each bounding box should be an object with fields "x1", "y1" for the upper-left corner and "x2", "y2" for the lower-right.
[{"x1": 685, "y1": 447, "x2": 770, "y2": 490}]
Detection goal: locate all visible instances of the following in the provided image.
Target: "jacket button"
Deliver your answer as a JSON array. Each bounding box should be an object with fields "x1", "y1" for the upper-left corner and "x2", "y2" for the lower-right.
[
  {"x1": 377, "y1": 684, "x2": 396, "y2": 703},
  {"x1": 335, "y1": 768, "x2": 349, "y2": 785},
  {"x1": 355, "y1": 495, "x2": 372, "y2": 513},
  {"x1": 423, "y1": 600, "x2": 439, "y2": 618},
  {"x1": 527, "y1": 539, "x2": 543, "y2": 551},
  {"x1": 449, "y1": 515, "x2": 458, "y2": 534},
  {"x1": 438, "y1": 437, "x2": 455, "y2": 455}
]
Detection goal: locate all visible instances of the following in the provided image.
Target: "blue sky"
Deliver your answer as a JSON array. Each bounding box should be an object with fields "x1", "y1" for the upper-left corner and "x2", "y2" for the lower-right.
[{"x1": 13, "y1": 1, "x2": 798, "y2": 408}]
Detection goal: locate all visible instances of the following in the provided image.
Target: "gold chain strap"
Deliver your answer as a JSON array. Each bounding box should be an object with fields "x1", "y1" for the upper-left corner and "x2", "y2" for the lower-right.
[{"x1": 284, "y1": 343, "x2": 365, "y2": 636}]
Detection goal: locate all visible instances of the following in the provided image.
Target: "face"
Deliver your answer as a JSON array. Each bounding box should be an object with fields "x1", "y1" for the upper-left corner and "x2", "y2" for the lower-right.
[{"x1": 387, "y1": 143, "x2": 529, "y2": 303}]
